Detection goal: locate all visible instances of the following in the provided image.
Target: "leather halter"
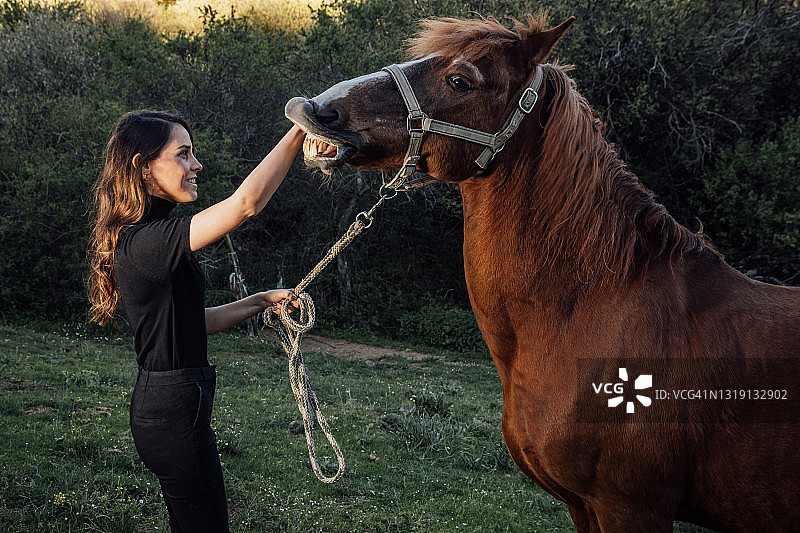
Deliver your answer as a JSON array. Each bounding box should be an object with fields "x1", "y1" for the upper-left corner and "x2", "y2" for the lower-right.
[{"x1": 381, "y1": 63, "x2": 544, "y2": 187}]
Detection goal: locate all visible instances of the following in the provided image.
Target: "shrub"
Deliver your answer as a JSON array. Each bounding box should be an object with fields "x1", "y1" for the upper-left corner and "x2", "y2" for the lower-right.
[
  {"x1": 702, "y1": 117, "x2": 800, "y2": 284},
  {"x1": 1, "y1": 0, "x2": 798, "y2": 351},
  {"x1": 398, "y1": 304, "x2": 487, "y2": 354},
  {"x1": 0, "y1": 7, "x2": 101, "y2": 319}
]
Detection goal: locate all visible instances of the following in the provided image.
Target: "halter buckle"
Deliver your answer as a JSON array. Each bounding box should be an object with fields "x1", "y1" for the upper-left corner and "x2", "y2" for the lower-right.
[
  {"x1": 407, "y1": 113, "x2": 428, "y2": 133},
  {"x1": 518, "y1": 87, "x2": 539, "y2": 114}
]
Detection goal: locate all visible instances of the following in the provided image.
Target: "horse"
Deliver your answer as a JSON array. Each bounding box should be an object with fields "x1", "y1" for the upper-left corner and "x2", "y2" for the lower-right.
[{"x1": 285, "y1": 14, "x2": 800, "y2": 532}]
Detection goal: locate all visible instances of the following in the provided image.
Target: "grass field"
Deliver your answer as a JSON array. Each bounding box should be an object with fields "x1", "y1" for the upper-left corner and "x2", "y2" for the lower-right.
[{"x1": 0, "y1": 323, "x2": 710, "y2": 532}]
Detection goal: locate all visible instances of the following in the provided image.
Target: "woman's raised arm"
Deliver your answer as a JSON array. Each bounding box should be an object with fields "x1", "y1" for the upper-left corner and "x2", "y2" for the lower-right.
[{"x1": 189, "y1": 125, "x2": 305, "y2": 251}]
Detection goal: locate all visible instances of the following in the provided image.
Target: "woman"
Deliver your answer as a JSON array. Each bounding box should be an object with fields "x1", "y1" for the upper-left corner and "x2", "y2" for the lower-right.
[{"x1": 88, "y1": 110, "x2": 304, "y2": 532}]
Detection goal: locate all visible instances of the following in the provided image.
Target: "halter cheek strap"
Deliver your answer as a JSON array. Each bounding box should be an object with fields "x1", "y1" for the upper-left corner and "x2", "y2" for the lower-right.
[{"x1": 381, "y1": 63, "x2": 544, "y2": 188}]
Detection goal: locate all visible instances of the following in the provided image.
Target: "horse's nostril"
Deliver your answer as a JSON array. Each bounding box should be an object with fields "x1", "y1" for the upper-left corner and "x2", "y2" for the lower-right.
[{"x1": 317, "y1": 104, "x2": 345, "y2": 125}]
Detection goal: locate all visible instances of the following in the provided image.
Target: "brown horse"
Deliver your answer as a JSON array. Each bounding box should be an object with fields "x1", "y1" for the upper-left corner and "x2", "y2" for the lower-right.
[{"x1": 286, "y1": 14, "x2": 800, "y2": 533}]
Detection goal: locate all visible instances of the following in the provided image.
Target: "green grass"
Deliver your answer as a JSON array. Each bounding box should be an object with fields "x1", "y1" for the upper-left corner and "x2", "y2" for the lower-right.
[{"x1": 0, "y1": 324, "x2": 711, "y2": 532}]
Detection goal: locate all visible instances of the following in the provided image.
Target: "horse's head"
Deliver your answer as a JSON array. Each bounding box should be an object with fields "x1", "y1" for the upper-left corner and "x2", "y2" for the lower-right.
[{"x1": 286, "y1": 14, "x2": 573, "y2": 182}]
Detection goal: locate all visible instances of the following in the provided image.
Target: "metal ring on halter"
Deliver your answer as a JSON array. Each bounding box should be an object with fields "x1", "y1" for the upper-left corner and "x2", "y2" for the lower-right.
[
  {"x1": 378, "y1": 183, "x2": 399, "y2": 200},
  {"x1": 355, "y1": 211, "x2": 374, "y2": 229}
]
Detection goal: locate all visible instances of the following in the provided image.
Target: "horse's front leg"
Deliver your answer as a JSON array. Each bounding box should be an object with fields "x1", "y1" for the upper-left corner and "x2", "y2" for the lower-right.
[
  {"x1": 591, "y1": 503, "x2": 673, "y2": 533},
  {"x1": 568, "y1": 503, "x2": 601, "y2": 533}
]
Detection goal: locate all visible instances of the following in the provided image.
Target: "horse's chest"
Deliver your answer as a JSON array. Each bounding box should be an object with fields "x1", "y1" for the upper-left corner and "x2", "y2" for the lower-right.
[{"x1": 497, "y1": 361, "x2": 599, "y2": 499}]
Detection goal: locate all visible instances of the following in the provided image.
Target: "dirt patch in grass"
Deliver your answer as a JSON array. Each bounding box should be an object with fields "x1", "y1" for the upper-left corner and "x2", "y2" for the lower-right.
[
  {"x1": 85, "y1": 406, "x2": 114, "y2": 417},
  {"x1": 301, "y1": 335, "x2": 437, "y2": 363},
  {"x1": 24, "y1": 405, "x2": 57, "y2": 415},
  {"x1": 2, "y1": 376, "x2": 25, "y2": 390},
  {"x1": 2, "y1": 375, "x2": 54, "y2": 392}
]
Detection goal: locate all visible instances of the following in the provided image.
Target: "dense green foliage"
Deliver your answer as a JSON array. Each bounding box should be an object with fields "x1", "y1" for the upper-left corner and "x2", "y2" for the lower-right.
[
  {"x1": 1, "y1": 0, "x2": 798, "y2": 346},
  {"x1": 702, "y1": 117, "x2": 800, "y2": 282}
]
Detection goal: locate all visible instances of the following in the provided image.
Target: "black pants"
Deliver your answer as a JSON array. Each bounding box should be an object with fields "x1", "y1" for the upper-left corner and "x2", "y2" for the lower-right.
[{"x1": 131, "y1": 366, "x2": 229, "y2": 533}]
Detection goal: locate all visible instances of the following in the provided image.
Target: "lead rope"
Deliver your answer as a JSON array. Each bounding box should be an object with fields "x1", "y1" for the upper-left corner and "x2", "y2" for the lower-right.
[{"x1": 262, "y1": 180, "x2": 404, "y2": 483}]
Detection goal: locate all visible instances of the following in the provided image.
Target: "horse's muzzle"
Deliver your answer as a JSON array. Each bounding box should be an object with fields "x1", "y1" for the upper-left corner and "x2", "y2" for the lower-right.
[{"x1": 285, "y1": 97, "x2": 359, "y2": 174}]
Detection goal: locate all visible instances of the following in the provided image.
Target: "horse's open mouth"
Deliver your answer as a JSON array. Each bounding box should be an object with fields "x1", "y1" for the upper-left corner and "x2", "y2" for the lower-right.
[
  {"x1": 301, "y1": 133, "x2": 355, "y2": 174},
  {"x1": 285, "y1": 97, "x2": 358, "y2": 175},
  {"x1": 304, "y1": 134, "x2": 338, "y2": 160}
]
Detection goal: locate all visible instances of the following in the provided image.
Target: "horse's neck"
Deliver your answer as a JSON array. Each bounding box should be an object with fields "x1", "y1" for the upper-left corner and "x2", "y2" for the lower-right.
[
  {"x1": 459, "y1": 172, "x2": 613, "y2": 314},
  {"x1": 458, "y1": 171, "x2": 630, "y2": 379}
]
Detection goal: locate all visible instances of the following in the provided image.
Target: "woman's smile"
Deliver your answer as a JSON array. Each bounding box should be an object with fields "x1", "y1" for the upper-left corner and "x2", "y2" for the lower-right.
[{"x1": 145, "y1": 125, "x2": 203, "y2": 203}]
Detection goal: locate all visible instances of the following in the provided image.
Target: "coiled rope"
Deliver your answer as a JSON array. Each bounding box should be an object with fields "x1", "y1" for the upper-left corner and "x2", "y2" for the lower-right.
[{"x1": 262, "y1": 181, "x2": 404, "y2": 483}]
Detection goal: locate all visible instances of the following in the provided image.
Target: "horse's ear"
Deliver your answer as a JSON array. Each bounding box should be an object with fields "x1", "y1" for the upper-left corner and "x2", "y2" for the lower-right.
[{"x1": 518, "y1": 16, "x2": 575, "y2": 68}]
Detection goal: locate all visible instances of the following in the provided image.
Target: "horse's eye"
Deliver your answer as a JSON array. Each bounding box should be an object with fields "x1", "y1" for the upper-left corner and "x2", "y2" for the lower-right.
[{"x1": 447, "y1": 74, "x2": 473, "y2": 92}]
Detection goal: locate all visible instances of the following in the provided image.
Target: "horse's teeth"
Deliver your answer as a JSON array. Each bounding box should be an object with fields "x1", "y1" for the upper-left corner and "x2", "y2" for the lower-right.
[{"x1": 303, "y1": 133, "x2": 335, "y2": 159}]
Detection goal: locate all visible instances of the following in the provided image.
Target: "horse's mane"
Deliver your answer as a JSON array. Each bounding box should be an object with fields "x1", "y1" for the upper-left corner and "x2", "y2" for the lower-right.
[
  {"x1": 407, "y1": 14, "x2": 547, "y2": 62},
  {"x1": 529, "y1": 63, "x2": 713, "y2": 287},
  {"x1": 409, "y1": 14, "x2": 714, "y2": 293}
]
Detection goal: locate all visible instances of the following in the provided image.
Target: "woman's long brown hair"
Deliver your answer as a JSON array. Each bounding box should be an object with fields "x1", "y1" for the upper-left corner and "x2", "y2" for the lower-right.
[{"x1": 88, "y1": 110, "x2": 192, "y2": 325}]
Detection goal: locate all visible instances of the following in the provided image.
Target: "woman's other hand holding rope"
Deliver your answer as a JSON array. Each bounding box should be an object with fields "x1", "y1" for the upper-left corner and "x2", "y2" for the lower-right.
[{"x1": 262, "y1": 289, "x2": 299, "y2": 316}]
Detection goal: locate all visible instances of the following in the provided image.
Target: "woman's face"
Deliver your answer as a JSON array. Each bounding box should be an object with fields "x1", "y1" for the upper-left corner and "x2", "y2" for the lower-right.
[{"x1": 143, "y1": 125, "x2": 202, "y2": 203}]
